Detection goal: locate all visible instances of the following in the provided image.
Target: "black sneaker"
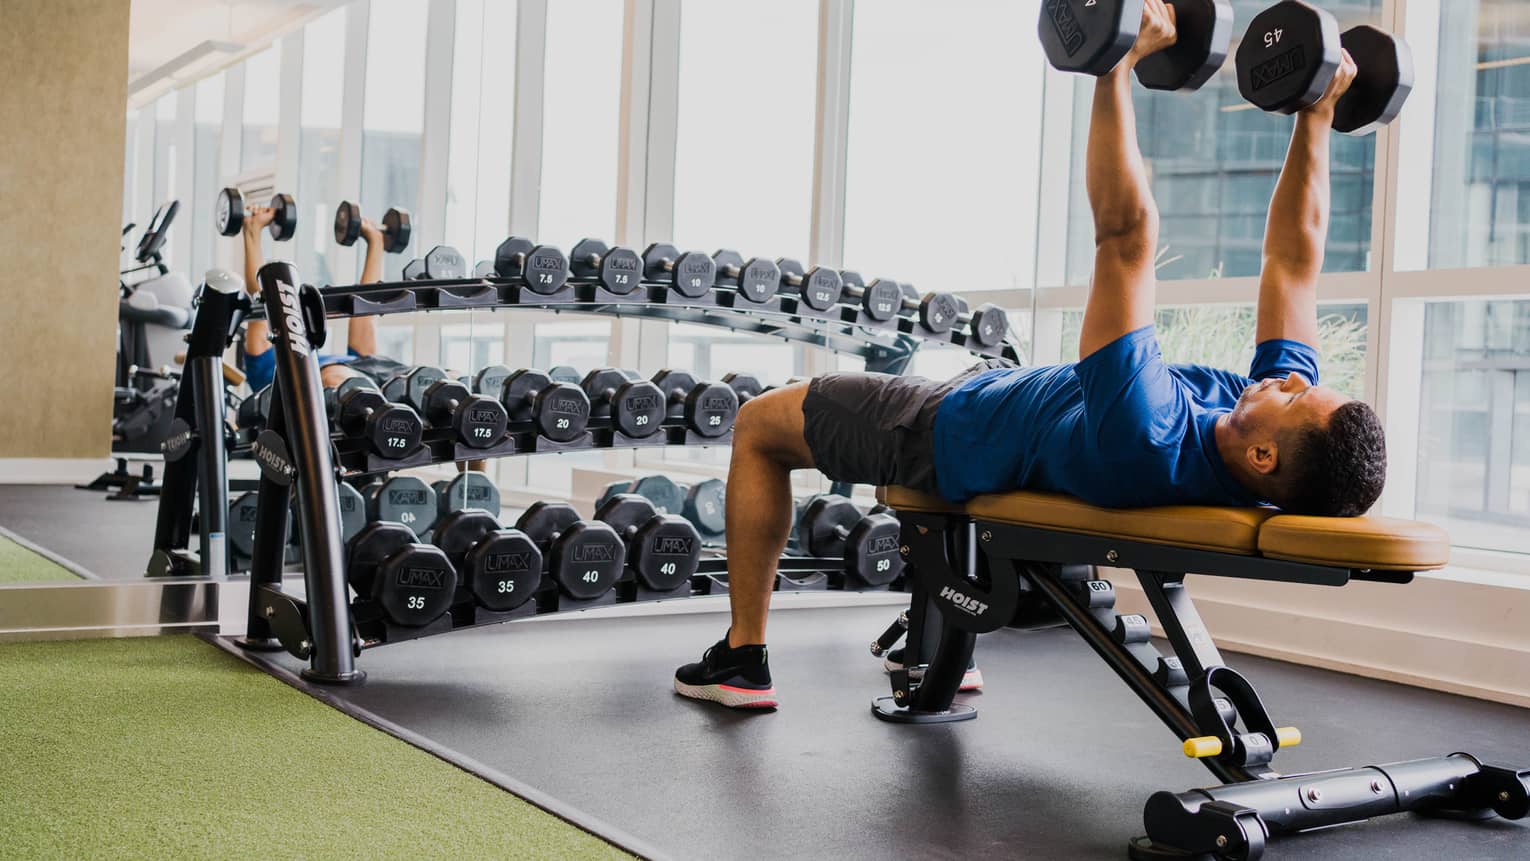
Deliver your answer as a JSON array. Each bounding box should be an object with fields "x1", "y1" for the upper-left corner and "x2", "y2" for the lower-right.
[
  {"x1": 883, "y1": 647, "x2": 984, "y2": 691},
  {"x1": 674, "y1": 637, "x2": 778, "y2": 709}
]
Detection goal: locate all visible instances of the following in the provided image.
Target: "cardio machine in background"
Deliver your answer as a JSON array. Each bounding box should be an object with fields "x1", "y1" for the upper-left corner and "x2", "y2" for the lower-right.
[{"x1": 80, "y1": 201, "x2": 200, "y2": 498}]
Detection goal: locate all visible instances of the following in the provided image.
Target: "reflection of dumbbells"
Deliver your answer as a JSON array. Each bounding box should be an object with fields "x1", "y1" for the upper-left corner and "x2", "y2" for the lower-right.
[
  {"x1": 502, "y1": 369, "x2": 591, "y2": 442},
  {"x1": 642, "y1": 243, "x2": 716, "y2": 299},
  {"x1": 595, "y1": 494, "x2": 703, "y2": 593},
  {"x1": 432, "y1": 471, "x2": 501, "y2": 521},
  {"x1": 569, "y1": 239, "x2": 643, "y2": 295},
  {"x1": 775, "y1": 259, "x2": 843, "y2": 312},
  {"x1": 470, "y1": 365, "x2": 514, "y2": 397},
  {"x1": 333, "y1": 201, "x2": 412, "y2": 253},
  {"x1": 232, "y1": 484, "x2": 368, "y2": 561},
  {"x1": 600, "y1": 474, "x2": 687, "y2": 516},
  {"x1": 711, "y1": 250, "x2": 781, "y2": 304},
  {"x1": 799, "y1": 495, "x2": 903, "y2": 587},
  {"x1": 516, "y1": 502, "x2": 627, "y2": 601},
  {"x1": 347, "y1": 522, "x2": 458, "y2": 627},
  {"x1": 382, "y1": 366, "x2": 448, "y2": 412},
  {"x1": 215, "y1": 187, "x2": 296, "y2": 240},
  {"x1": 681, "y1": 478, "x2": 726, "y2": 539},
  {"x1": 403, "y1": 246, "x2": 467, "y2": 280},
  {"x1": 580, "y1": 368, "x2": 666, "y2": 439},
  {"x1": 421, "y1": 379, "x2": 508, "y2": 448},
  {"x1": 364, "y1": 475, "x2": 437, "y2": 537},
  {"x1": 549, "y1": 366, "x2": 583, "y2": 384},
  {"x1": 430, "y1": 510, "x2": 541, "y2": 612},
  {"x1": 336, "y1": 387, "x2": 425, "y2": 459},
  {"x1": 651, "y1": 369, "x2": 740, "y2": 438},
  {"x1": 1236, "y1": 3, "x2": 1412, "y2": 135},
  {"x1": 494, "y1": 237, "x2": 570, "y2": 294}
]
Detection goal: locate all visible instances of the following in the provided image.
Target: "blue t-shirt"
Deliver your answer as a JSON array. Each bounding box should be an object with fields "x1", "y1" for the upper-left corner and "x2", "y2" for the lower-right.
[
  {"x1": 243, "y1": 349, "x2": 357, "y2": 393},
  {"x1": 931, "y1": 326, "x2": 1320, "y2": 508}
]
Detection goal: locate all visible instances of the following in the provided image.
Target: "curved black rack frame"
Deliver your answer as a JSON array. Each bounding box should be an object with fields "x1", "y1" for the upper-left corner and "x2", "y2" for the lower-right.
[{"x1": 246, "y1": 273, "x2": 1025, "y2": 368}]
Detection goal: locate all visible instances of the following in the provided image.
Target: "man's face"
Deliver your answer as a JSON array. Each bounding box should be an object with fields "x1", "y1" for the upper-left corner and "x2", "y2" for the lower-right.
[{"x1": 1230, "y1": 372, "x2": 1350, "y2": 436}]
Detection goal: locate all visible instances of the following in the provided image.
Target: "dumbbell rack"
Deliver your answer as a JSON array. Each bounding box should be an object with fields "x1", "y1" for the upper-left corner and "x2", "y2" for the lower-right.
[{"x1": 226, "y1": 254, "x2": 1019, "y2": 684}]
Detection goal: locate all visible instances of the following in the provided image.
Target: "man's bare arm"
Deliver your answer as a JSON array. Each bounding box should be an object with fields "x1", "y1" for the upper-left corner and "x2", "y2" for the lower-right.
[
  {"x1": 347, "y1": 219, "x2": 387, "y2": 356},
  {"x1": 1079, "y1": 0, "x2": 1176, "y2": 360},
  {"x1": 1256, "y1": 52, "x2": 1357, "y2": 348},
  {"x1": 241, "y1": 207, "x2": 274, "y2": 357}
]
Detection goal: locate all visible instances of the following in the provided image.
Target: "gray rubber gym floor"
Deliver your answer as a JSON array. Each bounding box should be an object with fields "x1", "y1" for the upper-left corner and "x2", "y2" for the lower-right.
[
  {"x1": 0, "y1": 484, "x2": 160, "y2": 578},
  {"x1": 245, "y1": 600, "x2": 1530, "y2": 860}
]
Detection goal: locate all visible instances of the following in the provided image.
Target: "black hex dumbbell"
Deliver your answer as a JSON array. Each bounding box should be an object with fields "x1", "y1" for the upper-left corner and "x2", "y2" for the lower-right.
[
  {"x1": 334, "y1": 201, "x2": 412, "y2": 253},
  {"x1": 642, "y1": 243, "x2": 716, "y2": 299},
  {"x1": 650, "y1": 369, "x2": 739, "y2": 438},
  {"x1": 430, "y1": 509, "x2": 542, "y2": 613},
  {"x1": 774, "y1": 259, "x2": 843, "y2": 312},
  {"x1": 381, "y1": 365, "x2": 448, "y2": 412},
  {"x1": 835, "y1": 271, "x2": 906, "y2": 324},
  {"x1": 580, "y1": 368, "x2": 666, "y2": 439},
  {"x1": 347, "y1": 521, "x2": 458, "y2": 627},
  {"x1": 800, "y1": 495, "x2": 903, "y2": 587},
  {"x1": 595, "y1": 494, "x2": 703, "y2": 593},
  {"x1": 335, "y1": 388, "x2": 424, "y2": 459},
  {"x1": 432, "y1": 470, "x2": 501, "y2": 521},
  {"x1": 214, "y1": 187, "x2": 296, "y2": 240},
  {"x1": 501, "y1": 369, "x2": 591, "y2": 442},
  {"x1": 569, "y1": 238, "x2": 643, "y2": 295},
  {"x1": 363, "y1": 475, "x2": 438, "y2": 536},
  {"x1": 1236, "y1": 2, "x2": 1412, "y2": 135},
  {"x1": 711, "y1": 250, "x2": 781, "y2": 304},
  {"x1": 402, "y1": 245, "x2": 467, "y2": 280},
  {"x1": 721, "y1": 372, "x2": 763, "y2": 407},
  {"x1": 420, "y1": 379, "x2": 508, "y2": 448},
  {"x1": 516, "y1": 502, "x2": 626, "y2": 601},
  {"x1": 471, "y1": 365, "x2": 515, "y2": 397},
  {"x1": 494, "y1": 236, "x2": 570, "y2": 295}
]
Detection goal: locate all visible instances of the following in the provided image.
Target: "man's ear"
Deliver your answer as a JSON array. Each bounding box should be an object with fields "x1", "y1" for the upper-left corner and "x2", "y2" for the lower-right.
[{"x1": 1245, "y1": 440, "x2": 1278, "y2": 476}]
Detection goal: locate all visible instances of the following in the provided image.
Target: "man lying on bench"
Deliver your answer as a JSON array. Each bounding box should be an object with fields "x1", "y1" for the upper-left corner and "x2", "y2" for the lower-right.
[{"x1": 675, "y1": 2, "x2": 1380, "y2": 710}]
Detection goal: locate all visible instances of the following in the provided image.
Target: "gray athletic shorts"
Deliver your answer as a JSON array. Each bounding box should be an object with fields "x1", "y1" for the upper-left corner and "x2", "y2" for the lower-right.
[{"x1": 801, "y1": 359, "x2": 1015, "y2": 495}]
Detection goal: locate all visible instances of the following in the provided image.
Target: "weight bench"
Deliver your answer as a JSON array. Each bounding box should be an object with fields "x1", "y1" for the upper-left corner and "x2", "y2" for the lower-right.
[{"x1": 871, "y1": 485, "x2": 1529, "y2": 860}]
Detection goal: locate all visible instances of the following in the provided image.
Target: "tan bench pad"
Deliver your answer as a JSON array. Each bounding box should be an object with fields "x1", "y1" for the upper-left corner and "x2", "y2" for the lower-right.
[{"x1": 878, "y1": 486, "x2": 1448, "y2": 572}]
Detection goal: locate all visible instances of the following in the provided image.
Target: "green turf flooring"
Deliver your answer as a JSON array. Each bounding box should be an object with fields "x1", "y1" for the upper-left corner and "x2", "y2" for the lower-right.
[
  {"x1": 0, "y1": 636, "x2": 628, "y2": 860},
  {"x1": 0, "y1": 534, "x2": 80, "y2": 583}
]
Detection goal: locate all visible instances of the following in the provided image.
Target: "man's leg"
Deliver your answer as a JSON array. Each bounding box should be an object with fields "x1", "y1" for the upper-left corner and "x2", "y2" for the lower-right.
[{"x1": 721, "y1": 384, "x2": 815, "y2": 649}]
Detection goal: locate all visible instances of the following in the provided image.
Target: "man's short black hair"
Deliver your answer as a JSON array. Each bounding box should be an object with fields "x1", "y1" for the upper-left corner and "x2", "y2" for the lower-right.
[{"x1": 1273, "y1": 401, "x2": 1387, "y2": 517}]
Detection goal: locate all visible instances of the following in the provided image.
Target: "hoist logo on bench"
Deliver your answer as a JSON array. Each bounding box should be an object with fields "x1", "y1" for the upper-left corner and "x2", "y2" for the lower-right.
[
  {"x1": 275, "y1": 279, "x2": 311, "y2": 356},
  {"x1": 939, "y1": 585, "x2": 989, "y2": 617}
]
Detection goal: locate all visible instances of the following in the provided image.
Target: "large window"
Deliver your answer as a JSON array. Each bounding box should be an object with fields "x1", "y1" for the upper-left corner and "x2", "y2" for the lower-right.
[
  {"x1": 240, "y1": 45, "x2": 282, "y2": 171},
  {"x1": 1413, "y1": 0, "x2": 1530, "y2": 269},
  {"x1": 539, "y1": 0, "x2": 622, "y2": 246},
  {"x1": 667, "y1": 324, "x2": 796, "y2": 385},
  {"x1": 189, "y1": 74, "x2": 225, "y2": 283},
  {"x1": 360, "y1": 0, "x2": 430, "y2": 282},
  {"x1": 1060, "y1": 0, "x2": 1381, "y2": 283},
  {"x1": 843, "y1": 0, "x2": 1045, "y2": 295},
  {"x1": 1415, "y1": 299, "x2": 1530, "y2": 554},
  {"x1": 152, "y1": 95, "x2": 177, "y2": 211},
  {"x1": 296, "y1": 9, "x2": 348, "y2": 287},
  {"x1": 1058, "y1": 305, "x2": 1369, "y2": 400},
  {"x1": 444, "y1": 0, "x2": 516, "y2": 265},
  {"x1": 671, "y1": 0, "x2": 817, "y2": 260}
]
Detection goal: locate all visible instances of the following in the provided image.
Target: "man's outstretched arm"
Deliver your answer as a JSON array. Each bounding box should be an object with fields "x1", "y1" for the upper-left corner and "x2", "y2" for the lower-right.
[
  {"x1": 1079, "y1": 0, "x2": 1176, "y2": 359},
  {"x1": 1256, "y1": 52, "x2": 1357, "y2": 348}
]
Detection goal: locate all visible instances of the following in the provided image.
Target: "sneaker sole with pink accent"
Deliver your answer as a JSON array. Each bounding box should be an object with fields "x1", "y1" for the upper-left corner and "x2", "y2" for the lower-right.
[{"x1": 674, "y1": 679, "x2": 779, "y2": 709}]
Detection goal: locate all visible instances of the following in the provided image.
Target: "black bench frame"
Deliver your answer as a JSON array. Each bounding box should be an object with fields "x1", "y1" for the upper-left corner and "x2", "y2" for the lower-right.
[{"x1": 876, "y1": 507, "x2": 1530, "y2": 860}]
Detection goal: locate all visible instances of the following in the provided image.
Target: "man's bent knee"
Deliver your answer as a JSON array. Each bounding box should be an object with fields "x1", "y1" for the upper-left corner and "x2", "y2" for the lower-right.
[{"x1": 732, "y1": 384, "x2": 813, "y2": 466}]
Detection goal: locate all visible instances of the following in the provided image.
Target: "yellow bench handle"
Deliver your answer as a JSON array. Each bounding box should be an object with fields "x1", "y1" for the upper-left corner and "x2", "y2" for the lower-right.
[{"x1": 1183, "y1": 727, "x2": 1301, "y2": 759}]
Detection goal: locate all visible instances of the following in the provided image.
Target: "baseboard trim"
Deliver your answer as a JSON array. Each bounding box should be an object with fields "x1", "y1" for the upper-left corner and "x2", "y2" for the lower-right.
[
  {"x1": 0, "y1": 457, "x2": 117, "y2": 484},
  {"x1": 1112, "y1": 573, "x2": 1530, "y2": 709}
]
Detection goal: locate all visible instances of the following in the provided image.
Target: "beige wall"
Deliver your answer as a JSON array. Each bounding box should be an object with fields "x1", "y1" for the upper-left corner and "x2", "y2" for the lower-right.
[{"x1": 0, "y1": 0, "x2": 131, "y2": 458}]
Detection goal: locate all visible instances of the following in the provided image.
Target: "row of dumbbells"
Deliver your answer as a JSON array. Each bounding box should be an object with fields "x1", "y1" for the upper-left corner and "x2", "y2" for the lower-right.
[
  {"x1": 227, "y1": 469, "x2": 503, "y2": 560},
  {"x1": 350, "y1": 492, "x2": 705, "y2": 629},
  {"x1": 238, "y1": 365, "x2": 761, "y2": 462},
  {"x1": 397, "y1": 238, "x2": 1009, "y2": 348},
  {"x1": 598, "y1": 474, "x2": 903, "y2": 588}
]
